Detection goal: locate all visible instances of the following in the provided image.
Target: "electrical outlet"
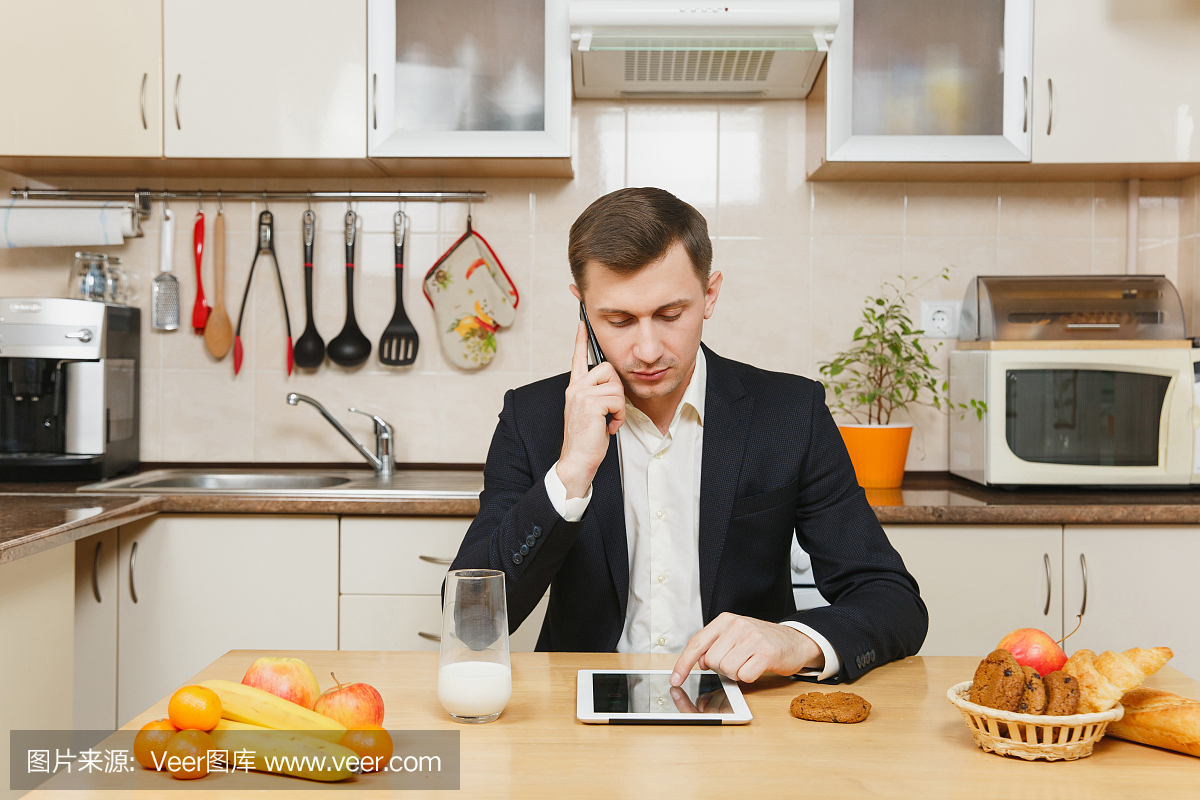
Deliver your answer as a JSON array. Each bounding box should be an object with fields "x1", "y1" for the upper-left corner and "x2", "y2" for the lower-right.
[{"x1": 920, "y1": 300, "x2": 962, "y2": 339}]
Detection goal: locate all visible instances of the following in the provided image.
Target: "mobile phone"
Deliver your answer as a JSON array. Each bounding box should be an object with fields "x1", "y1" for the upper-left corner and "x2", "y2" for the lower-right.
[{"x1": 579, "y1": 302, "x2": 606, "y2": 369}]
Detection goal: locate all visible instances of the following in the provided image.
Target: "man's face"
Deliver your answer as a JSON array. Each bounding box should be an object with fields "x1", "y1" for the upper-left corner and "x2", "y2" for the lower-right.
[{"x1": 572, "y1": 241, "x2": 722, "y2": 402}]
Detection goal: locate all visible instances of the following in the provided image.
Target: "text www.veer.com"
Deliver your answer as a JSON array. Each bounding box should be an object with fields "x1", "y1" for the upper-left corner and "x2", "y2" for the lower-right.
[{"x1": 151, "y1": 751, "x2": 440, "y2": 774}]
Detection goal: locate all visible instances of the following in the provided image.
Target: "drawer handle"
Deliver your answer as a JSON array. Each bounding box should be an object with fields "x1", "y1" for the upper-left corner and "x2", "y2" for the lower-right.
[
  {"x1": 418, "y1": 631, "x2": 441, "y2": 642},
  {"x1": 93, "y1": 540, "x2": 103, "y2": 603},
  {"x1": 129, "y1": 540, "x2": 139, "y2": 604},
  {"x1": 139, "y1": 72, "x2": 148, "y2": 130},
  {"x1": 1022, "y1": 76, "x2": 1028, "y2": 134},
  {"x1": 419, "y1": 555, "x2": 454, "y2": 565},
  {"x1": 1043, "y1": 553, "x2": 1051, "y2": 616}
]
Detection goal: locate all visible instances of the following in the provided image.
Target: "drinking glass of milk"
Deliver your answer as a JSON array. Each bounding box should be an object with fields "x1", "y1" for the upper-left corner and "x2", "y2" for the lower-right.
[{"x1": 437, "y1": 569, "x2": 512, "y2": 723}]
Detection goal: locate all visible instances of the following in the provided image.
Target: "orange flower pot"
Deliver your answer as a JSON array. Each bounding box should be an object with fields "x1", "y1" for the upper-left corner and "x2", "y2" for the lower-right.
[{"x1": 837, "y1": 423, "x2": 913, "y2": 489}]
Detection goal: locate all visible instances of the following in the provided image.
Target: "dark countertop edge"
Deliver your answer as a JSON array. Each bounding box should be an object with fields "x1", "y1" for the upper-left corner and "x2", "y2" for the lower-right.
[
  {"x1": 153, "y1": 495, "x2": 481, "y2": 516},
  {"x1": 873, "y1": 505, "x2": 1200, "y2": 525},
  {"x1": 0, "y1": 496, "x2": 163, "y2": 566}
]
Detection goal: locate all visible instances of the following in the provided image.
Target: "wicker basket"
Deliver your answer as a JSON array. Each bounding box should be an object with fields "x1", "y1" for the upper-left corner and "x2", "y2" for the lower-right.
[{"x1": 948, "y1": 681, "x2": 1124, "y2": 761}]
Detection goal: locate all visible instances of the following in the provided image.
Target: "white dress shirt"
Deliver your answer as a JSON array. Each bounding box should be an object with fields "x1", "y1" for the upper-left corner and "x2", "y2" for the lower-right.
[{"x1": 545, "y1": 349, "x2": 841, "y2": 680}]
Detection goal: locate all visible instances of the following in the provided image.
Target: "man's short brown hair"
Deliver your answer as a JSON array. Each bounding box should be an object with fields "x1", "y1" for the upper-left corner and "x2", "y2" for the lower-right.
[{"x1": 568, "y1": 188, "x2": 712, "y2": 292}]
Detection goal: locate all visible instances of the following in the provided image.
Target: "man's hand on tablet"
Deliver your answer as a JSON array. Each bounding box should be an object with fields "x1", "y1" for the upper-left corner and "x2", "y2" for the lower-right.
[{"x1": 670, "y1": 613, "x2": 825, "y2": 685}]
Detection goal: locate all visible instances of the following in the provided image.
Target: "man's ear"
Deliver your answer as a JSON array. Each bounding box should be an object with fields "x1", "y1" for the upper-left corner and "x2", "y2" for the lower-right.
[
  {"x1": 702, "y1": 271, "x2": 723, "y2": 320},
  {"x1": 569, "y1": 284, "x2": 582, "y2": 302}
]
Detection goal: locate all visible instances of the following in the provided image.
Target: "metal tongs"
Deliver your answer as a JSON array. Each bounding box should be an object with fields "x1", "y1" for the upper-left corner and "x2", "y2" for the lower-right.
[{"x1": 233, "y1": 209, "x2": 294, "y2": 375}]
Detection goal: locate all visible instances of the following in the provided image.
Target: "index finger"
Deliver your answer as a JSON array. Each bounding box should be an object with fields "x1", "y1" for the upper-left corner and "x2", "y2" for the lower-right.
[
  {"x1": 570, "y1": 319, "x2": 589, "y2": 382},
  {"x1": 671, "y1": 620, "x2": 725, "y2": 686}
]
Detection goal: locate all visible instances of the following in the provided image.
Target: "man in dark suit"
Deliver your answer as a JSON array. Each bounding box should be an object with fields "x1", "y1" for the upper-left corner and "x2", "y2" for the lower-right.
[{"x1": 451, "y1": 188, "x2": 926, "y2": 685}]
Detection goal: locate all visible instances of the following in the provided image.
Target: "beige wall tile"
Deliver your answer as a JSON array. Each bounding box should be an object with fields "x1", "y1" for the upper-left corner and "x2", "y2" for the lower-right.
[
  {"x1": 703, "y1": 237, "x2": 809, "y2": 375},
  {"x1": 252, "y1": 369, "x2": 350, "y2": 463},
  {"x1": 1091, "y1": 238, "x2": 1128, "y2": 274},
  {"x1": 348, "y1": 373, "x2": 440, "y2": 464},
  {"x1": 529, "y1": 232, "x2": 578, "y2": 377},
  {"x1": 717, "y1": 101, "x2": 808, "y2": 237},
  {"x1": 626, "y1": 102, "x2": 719, "y2": 218},
  {"x1": 998, "y1": 182, "x2": 1093, "y2": 238},
  {"x1": 1175, "y1": 237, "x2": 1195, "y2": 335},
  {"x1": 1137, "y1": 189, "x2": 1181, "y2": 241},
  {"x1": 1138, "y1": 239, "x2": 1180, "y2": 283},
  {"x1": 160, "y1": 369, "x2": 256, "y2": 461},
  {"x1": 812, "y1": 182, "x2": 904, "y2": 236},
  {"x1": 997, "y1": 237, "x2": 1093, "y2": 275},
  {"x1": 1180, "y1": 176, "x2": 1198, "y2": 237},
  {"x1": 437, "y1": 370, "x2": 529, "y2": 464},
  {"x1": 905, "y1": 183, "x2": 998, "y2": 238},
  {"x1": 1093, "y1": 182, "x2": 1128, "y2": 239},
  {"x1": 809, "y1": 236, "x2": 905, "y2": 369},
  {"x1": 137, "y1": 367, "x2": 162, "y2": 462},
  {"x1": 902, "y1": 237, "x2": 997, "y2": 302},
  {"x1": 533, "y1": 101, "x2": 627, "y2": 234}
]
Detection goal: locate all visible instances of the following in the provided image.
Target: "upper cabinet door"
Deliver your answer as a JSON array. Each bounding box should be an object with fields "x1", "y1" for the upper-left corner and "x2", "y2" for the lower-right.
[
  {"x1": 0, "y1": 0, "x2": 161, "y2": 157},
  {"x1": 825, "y1": 0, "x2": 1033, "y2": 162},
  {"x1": 163, "y1": 0, "x2": 366, "y2": 159},
  {"x1": 1032, "y1": 1, "x2": 1200, "y2": 164},
  {"x1": 367, "y1": 0, "x2": 571, "y2": 158}
]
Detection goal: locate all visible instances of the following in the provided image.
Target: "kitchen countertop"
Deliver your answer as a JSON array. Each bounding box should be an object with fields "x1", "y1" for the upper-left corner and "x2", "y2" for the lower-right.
[
  {"x1": 28, "y1": 651, "x2": 1200, "y2": 798},
  {"x1": 5, "y1": 470, "x2": 1200, "y2": 565}
]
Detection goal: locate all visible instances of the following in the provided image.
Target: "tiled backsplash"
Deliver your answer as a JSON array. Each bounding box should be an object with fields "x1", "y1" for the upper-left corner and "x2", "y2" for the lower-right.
[{"x1": 1, "y1": 101, "x2": 1197, "y2": 470}]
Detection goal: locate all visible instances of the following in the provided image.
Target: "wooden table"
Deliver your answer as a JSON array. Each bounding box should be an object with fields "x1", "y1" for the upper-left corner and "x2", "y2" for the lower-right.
[{"x1": 32, "y1": 651, "x2": 1200, "y2": 799}]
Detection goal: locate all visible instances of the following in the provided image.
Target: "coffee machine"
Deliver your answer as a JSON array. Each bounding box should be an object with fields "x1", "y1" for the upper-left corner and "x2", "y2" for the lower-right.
[{"x1": 0, "y1": 298, "x2": 140, "y2": 480}]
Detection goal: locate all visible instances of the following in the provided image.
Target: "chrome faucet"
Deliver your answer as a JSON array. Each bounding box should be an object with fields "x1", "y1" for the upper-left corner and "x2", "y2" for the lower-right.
[{"x1": 287, "y1": 393, "x2": 394, "y2": 477}]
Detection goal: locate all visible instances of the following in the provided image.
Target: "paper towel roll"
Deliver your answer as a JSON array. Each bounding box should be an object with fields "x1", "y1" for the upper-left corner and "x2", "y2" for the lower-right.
[{"x1": 2, "y1": 200, "x2": 139, "y2": 248}]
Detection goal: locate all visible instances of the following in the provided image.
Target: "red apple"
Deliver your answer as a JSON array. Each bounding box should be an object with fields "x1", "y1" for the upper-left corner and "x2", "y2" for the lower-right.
[
  {"x1": 314, "y1": 673, "x2": 385, "y2": 727},
  {"x1": 241, "y1": 657, "x2": 321, "y2": 710},
  {"x1": 997, "y1": 628, "x2": 1067, "y2": 676}
]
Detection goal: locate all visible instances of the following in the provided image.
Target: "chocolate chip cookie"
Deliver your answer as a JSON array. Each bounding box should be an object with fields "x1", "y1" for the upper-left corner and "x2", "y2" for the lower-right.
[
  {"x1": 789, "y1": 691, "x2": 872, "y2": 723},
  {"x1": 969, "y1": 649, "x2": 1024, "y2": 712},
  {"x1": 1043, "y1": 670, "x2": 1080, "y2": 716},
  {"x1": 1017, "y1": 666, "x2": 1047, "y2": 715}
]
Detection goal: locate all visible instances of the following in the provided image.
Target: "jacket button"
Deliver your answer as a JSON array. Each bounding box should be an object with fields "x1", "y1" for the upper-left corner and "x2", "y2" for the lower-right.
[
  {"x1": 519, "y1": 544, "x2": 529, "y2": 556},
  {"x1": 526, "y1": 535, "x2": 536, "y2": 547},
  {"x1": 512, "y1": 552, "x2": 523, "y2": 565},
  {"x1": 532, "y1": 524, "x2": 542, "y2": 537}
]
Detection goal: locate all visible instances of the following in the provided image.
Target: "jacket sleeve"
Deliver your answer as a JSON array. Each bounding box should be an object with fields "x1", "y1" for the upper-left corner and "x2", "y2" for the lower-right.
[
  {"x1": 449, "y1": 388, "x2": 584, "y2": 632},
  {"x1": 781, "y1": 388, "x2": 929, "y2": 683}
]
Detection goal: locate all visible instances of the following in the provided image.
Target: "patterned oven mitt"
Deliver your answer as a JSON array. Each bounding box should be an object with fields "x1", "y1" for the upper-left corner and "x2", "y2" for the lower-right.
[{"x1": 423, "y1": 228, "x2": 519, "y2": 369}]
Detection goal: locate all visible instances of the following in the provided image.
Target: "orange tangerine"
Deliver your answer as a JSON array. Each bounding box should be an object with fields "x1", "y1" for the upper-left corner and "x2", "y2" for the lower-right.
[
  {"x1": 133, "y1": 719, "x2": 178, "y2": 769},
  {"x1": 168, "y1": 685, "x2": 222, "y2": 731},
  {"x1": 164, "y1": 729, "x2": 216, "y2": 780},
  {"x1": 340, "y1": 725, "x2": 393, "y2": 772}
]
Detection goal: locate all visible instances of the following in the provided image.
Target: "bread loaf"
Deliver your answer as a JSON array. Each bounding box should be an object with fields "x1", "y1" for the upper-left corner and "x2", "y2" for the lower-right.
[{"x1": 1106, "y1": 687, "x2": 1200, "y2": 758}]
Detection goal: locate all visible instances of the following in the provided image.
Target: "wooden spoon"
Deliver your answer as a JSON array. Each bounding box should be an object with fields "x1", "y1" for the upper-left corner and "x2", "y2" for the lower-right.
[{"x1": 204, "y1": 210, "x2": 233, "y2": 358}]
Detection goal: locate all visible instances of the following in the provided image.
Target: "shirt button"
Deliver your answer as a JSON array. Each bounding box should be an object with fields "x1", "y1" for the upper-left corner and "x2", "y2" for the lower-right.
[
  {"x1": 519, "y1": 544, "x2": 529, "y2": 555},
  {"x1": 657, "y1": 636, "x2": 666, "y2": 646},
  {"x1": 525, "y1": 535, "x2": 536, "y2": 547},
  {"x1": 654, "y1": 451, "x2": 663, "y2": 459},
  {"x1": 657, "y1": 574, "x2": 666, "y2": 583},
  {"x1": 512, "y1": 553, "x2": 523, "y2": 565},
  {"x1": 656, "y1": 509, "x2": 665, "y2": 519}
]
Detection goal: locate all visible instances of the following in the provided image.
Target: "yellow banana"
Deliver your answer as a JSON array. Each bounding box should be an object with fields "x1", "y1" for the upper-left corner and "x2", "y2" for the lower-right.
[
  {"x1": 213, "y1": 719, "x2": 269, "y2": 732},
  {"x1": 209, "y1": 728, "x2": 358, "y2": 782},
  {"x1": 199, "y1": 679, "x2": 346, "y2": 743}
]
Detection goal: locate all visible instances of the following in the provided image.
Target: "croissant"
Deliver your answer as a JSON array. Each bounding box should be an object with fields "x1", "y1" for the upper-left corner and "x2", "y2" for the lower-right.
[{"x1": 1063, "y1": 647, "x2": 1174, "y2": 713}]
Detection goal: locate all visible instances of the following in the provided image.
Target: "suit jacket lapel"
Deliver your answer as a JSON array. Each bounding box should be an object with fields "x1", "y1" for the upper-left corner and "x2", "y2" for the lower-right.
[
  {"x1": 698, "y1": 346, "x2": 753, "y2": 621},
  {"x1": 590, "y1": 432, "x2": 628, "y2": 629}
]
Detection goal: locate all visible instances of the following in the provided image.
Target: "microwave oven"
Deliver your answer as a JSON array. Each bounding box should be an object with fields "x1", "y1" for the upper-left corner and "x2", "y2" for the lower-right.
[{"x1": 948, "y1": 347, "x2": 1200, "y2": 487}]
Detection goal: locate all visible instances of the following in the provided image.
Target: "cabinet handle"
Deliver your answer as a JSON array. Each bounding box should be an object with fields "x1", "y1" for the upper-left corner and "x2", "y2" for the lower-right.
[
  {"x1": 173, "y1": 74, "x2": 182, "y2": 130},
  {"x1": 1078, "y1": 553, "x2": 1087, "y2": 616},
  {"x1": 1046, "y1": 78, "x2": 1054, "y2": 136},
  {"x1": 139, "y1": 73, "x2": 148, "y2": 130},
  {"x1": 129, "y1": 540, "x2": 139, "y2": 604},
  {"x1": 1042, "y1": 553, "x2": 1051, "y2": 616},
  {"x1": 1022, "y1": 76, "x2": 1028, "y2": 134},
  {"x1": 372, "y1": 73, "x2": 378, "y2": 130},
  {"x1": 419, "y1": 555, "x2": 455, "y2": 565},
  {"x1": 418, "y1": 631, "x2": 441, "y2": 642},
  {"x1": 92, "y1": 540, "x2": 103, "y2": 603}
]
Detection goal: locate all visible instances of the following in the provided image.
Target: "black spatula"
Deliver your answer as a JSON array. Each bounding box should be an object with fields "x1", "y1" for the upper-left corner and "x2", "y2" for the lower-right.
[{"x1": 378, "y1": 210, "x2": 419, "y2": 366}]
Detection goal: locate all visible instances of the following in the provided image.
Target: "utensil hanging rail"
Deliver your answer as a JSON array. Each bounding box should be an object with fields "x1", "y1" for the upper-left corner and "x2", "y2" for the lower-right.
[{"x1": 10, "y1": 187, "x2": 487, "y2": 219}]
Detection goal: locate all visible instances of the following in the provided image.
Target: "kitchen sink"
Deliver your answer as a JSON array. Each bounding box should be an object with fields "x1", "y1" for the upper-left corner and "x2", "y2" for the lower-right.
[{"x1": 81, "y1": 468, "x2": 483, "y2": 499}]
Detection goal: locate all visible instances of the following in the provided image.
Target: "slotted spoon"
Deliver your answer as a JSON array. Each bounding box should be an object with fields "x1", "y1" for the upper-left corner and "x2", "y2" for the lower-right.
[{"x1": 378, "y1": 210, "x2": 419, "y2": 366}]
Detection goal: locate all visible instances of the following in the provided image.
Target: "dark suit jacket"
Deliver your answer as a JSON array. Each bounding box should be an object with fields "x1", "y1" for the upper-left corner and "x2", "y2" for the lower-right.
[{"x1": 450, "y1": 344, "x2": 928, "y2": 683}]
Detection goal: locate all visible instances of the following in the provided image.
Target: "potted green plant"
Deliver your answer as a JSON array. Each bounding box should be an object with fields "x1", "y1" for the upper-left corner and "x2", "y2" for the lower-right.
[{"x1": 818, "y1": 269, "x2": 985, "y2": 489}]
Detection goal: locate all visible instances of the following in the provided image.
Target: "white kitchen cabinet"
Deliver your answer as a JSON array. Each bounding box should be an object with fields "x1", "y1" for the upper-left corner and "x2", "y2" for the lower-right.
[
  {"x1": 1031, "y1": 1, "x2": 1200, "y2": 164},
  {"x1": 1063, "y1": 526, "x2": 1200, "y2": 681},
  {"x1": 367, "y1": 0, "x2": 571, "y2": 158},
  {"x1": 162, "y1": 0, "x2": 366, "y2": 159},
  {"x1": 0, "y1": 544, "x2": 74, "y2": 800},
  {"x1": 824, "y1": 0, "x2": 1034, "y2": 162},
  {"x1": 116, "y1": 515, "x2": 339, "y2": 727},
  {"x1": 74, "y1": 529, "x2": 119, "y2": 731},
  {"x1": 0, "y1": 0, "x2": 162, "y2": 157},
  {"x1": 884, "y1": 525, "x2": 1062, "y2": 656}
]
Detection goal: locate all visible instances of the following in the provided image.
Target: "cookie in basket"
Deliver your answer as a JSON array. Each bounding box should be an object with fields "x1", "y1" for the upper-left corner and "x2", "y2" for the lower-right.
[
  {"x1": 970, "y1": 649, "x2": 1024, "y2": 712},
  {"x1": 1018, "y1": 666, "x2": 1047, "y2": 715},
  {"x1": 1043, "y1": 671, "x2": 1080, "y2": 716}
]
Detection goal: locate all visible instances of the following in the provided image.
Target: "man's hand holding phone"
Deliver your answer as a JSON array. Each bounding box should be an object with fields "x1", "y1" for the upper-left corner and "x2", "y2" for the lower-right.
[{"x1": 557, "y1": 320, "x2": 625, "y2": 500}]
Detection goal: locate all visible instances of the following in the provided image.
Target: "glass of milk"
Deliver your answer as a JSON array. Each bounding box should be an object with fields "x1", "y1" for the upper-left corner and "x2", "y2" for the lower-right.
[{"x1": 437, "y1": 569, "x2": 512, "y2": 723}]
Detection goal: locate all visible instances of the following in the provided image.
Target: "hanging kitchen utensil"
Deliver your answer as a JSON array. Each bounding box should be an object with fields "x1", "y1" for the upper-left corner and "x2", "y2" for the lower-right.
[
  {"x1": 327, "y1": 209, "x2": 371, "y2": 367},
  {"x1": 152, "y1": 205, "x2": 180, "y2": 331},
  {"x1": 204, "y1": 203, "x2": 233, "y2": 358},
  {"x1": 233, "y1": 209, "x2": 294, "y2": 375},
  {"x1": 293, "y1": 208, "x2": 325, "y2": 369},
  {"x1": 191, "y1": 193, "x2": 210, "y2": 333},
  {"x1": 378, "y1": 209, "x2": 419, "y2": 366}
]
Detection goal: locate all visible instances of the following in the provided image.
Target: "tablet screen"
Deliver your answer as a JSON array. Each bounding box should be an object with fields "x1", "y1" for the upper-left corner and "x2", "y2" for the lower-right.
[{"x1": 592, "y1": 672, "x2": 732, "y2": 715}]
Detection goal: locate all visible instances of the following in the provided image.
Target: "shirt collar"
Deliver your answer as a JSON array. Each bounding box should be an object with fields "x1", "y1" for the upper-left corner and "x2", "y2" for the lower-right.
[{"x1": 624, "y1": 347, "x2": 707, "y2": 433}]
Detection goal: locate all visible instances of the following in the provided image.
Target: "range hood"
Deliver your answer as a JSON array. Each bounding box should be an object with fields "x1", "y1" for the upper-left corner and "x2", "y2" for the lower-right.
[{"x1": 569, "y1": 1, "x2": 839, "y2": 99}]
